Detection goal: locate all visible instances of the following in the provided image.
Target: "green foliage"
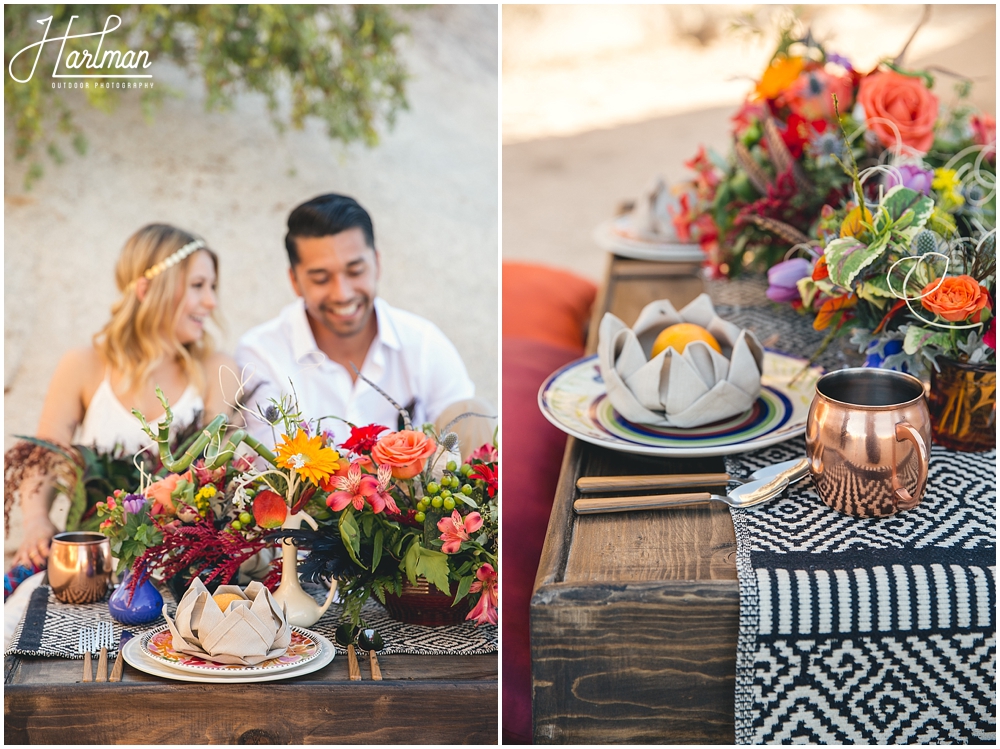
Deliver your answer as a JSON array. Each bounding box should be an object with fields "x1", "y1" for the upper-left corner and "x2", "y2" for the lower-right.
[
  {"x1": 5, "y1": 4, "x2": 410, "y2": 188},
  {"x1": 401, "y1": 538, "x2": 450, "y2": 594}
]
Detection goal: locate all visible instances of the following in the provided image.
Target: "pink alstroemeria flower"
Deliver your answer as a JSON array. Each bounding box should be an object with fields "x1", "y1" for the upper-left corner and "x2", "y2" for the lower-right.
[
  {"x1": 366, "y1": 464, "x2": 399, "y2": 515},
  {"x1": 326, "y1": 463, "x2": 399, "y2": 515},
  {"x1": 437, "y1": 510, "x2": 483, "y2": 554},
  {"x1": 466, "y1": 563, "x2": 498, "y2": 626}
]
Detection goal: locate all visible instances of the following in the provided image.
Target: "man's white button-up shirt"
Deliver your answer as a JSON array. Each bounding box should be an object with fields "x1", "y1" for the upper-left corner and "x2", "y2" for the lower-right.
[{"x1": 235, "y1": 297, "x2": 475, "y2": 448}]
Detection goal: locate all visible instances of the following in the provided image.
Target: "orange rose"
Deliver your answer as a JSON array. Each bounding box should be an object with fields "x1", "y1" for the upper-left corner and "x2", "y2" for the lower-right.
[
  {"x1": 371, "y1": 430, "x2": 437, "y2": 480},
  {"x1": 920, "y1": 276, "x2": 991, "y2": 322},
  {"x1": 857, "y1": 71, "x2": 938, "y2": 154},
  {"x1": 144, "y1": 471, "x2": 190, "y2": 516}
]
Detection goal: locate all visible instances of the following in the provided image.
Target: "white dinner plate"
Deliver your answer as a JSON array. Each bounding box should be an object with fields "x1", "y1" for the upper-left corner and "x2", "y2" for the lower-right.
[
  {"x1": 123, "y1": 630, "x2": 335, "y2": 683},
  {"x1": 141, "y1": 625, "x2": 322, "y2": 675},
  {"x1": 593, "y1": 219, "x2": 707, "y2": 263},
  {"x1": 538, "y1": 350, "x2": 822, "y2": 457}
]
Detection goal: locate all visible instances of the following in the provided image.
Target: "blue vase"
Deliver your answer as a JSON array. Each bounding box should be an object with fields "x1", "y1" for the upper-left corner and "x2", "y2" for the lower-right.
[{"x1": 108, "y1": 569, "x2": 163, "y2": 625}]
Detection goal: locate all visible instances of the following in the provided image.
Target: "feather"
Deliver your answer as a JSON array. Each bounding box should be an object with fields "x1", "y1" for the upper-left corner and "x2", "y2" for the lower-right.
[
  {"x1": 763, "y1": 116, "x2": 811, "y2": 191},
  {"x1": 741, "y1": 214, "x2": 812, "y2": 246},
  {"x1": 734, "y1": 140, "x2": 772, "y2": 195}
]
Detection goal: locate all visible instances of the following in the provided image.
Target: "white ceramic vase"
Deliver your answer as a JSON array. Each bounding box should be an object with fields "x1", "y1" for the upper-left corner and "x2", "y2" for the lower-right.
[{"x1": 270, "y1": 511, "x2": 336, "y2": 627}]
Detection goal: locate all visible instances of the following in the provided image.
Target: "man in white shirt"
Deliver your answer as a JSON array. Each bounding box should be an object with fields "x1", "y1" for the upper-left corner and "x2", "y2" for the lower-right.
[{"x1": 236, "y1": 194, "x2": 485, "y2": 450}]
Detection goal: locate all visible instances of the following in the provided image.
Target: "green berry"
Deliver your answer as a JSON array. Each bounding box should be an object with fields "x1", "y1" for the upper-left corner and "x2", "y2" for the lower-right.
[
  {"x1": 460, "y1": 464, "x2": 472, "y2": 476},
  {"x1": 440, "y1": 489, "x2": 452, "y2": 500},
  {"x1": 230, "y1": 520, "x2": 242, "y2": 530},
  {"x1": 414, "y1": 511, "x2": 426, "y2": 523},
  {"x1": 462, "y1": 484, "x2": 473, "y2": 496},
  {"x1": 431, "y1": 497, "x2": 443, "y2": 509},
  {"x1": 239, "y1": 512, "x2": 253, "y2": 525},
  {"x1": 446, "y1": 460, "x2": 458, "y2": 472},
  {"x1": 426, "y1": 482, "x2": 440, "y2": 495},
  {"x1": 416, "y1": 500, "x2": 428, "y2": 512},
  {"x1": 443, "y1": 497, "x2": 456, "y2": 510}
]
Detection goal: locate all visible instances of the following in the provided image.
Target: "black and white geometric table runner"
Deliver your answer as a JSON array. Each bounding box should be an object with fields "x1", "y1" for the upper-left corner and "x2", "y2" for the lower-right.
[
  {"x1": 6, "y1": 585, "x2": 497, "y2": 659},
  {"x1": 727, "y1": 439, "x2": 996, "y2": 743}
]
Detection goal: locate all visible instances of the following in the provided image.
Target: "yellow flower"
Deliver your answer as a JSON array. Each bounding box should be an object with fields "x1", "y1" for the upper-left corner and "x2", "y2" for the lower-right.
[
  {"x1": 275, "y1": 431, "x2": 341, "y2": 485},
  {"x1": 756, "y1": 56, "x2": 805, "y2": 100},
  {"x1": 932, "y1": 168, "x2": 965, "y2": 211},
  {"x1": 193, "y1": 484, "x2": 217, "y2": 512}
]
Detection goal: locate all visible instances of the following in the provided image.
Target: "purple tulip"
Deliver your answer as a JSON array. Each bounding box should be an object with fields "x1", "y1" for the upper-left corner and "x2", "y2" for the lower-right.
[
  {"x1": 885, "y1": 164, "x2": 934, "y2": 195},
  {"x1": 122, "y1": 494, "x2": 147, "y2": 516},
  {"x1": 766, "y1": 258, "x2": 812, "y2": 303}
]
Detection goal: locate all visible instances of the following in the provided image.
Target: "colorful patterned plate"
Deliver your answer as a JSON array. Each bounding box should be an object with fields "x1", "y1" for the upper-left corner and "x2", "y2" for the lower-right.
[
  {"x1": 141, "y1": 625, "x2": 321, "y2": 674},
  {"x1": 123, "y1": 631, "x2": 335, "y2": 684},
  {"x1": 538, "y1": 350, "x2": 822, "y2": 457}
]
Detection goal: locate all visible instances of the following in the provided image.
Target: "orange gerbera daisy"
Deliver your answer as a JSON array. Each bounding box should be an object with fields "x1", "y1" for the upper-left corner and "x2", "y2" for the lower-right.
[{"x1": 275, "y1": 431, "x2": 341, "y2": 485}]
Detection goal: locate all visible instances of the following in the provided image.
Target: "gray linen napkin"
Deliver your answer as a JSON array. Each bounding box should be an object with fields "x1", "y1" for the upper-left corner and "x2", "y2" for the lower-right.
[
  {"x1": 598, "y1": 294, "x2": 764, "y2": 427},
  {"x1": 163, "y1": 577, "x2": 291, "y2": 665}
]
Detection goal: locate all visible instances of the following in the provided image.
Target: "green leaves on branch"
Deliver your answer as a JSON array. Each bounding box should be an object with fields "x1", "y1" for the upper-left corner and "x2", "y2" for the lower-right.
[
  {"x1": 401, "y1": 539, "x2": 450, "y2": 595},
  {"x1": 5, "y1": 4, "x2": 410, "y2": 188}
]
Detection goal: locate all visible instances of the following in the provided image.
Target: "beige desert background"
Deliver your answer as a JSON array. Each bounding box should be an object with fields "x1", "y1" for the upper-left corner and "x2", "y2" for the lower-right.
[{"x1": 3, "y1": 5, "x2": 498, "y2": 564}]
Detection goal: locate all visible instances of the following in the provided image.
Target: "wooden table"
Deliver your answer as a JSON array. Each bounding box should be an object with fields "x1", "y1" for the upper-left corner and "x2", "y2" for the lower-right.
[
  {"x1": 5, "y1": 643, "x2": 496, "y2": 743},
  {"x1": 530, "y1": 256, "x2": 740, "y2": 744}
]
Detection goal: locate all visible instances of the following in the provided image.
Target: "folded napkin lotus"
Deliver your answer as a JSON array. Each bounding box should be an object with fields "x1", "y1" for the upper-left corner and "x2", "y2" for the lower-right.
[
  {"x1": 163, "y1": 577, "x2": 292, "y2": 665},
  {"x1": 598, "y1": 294, "x2": 765, "y2": 428}
]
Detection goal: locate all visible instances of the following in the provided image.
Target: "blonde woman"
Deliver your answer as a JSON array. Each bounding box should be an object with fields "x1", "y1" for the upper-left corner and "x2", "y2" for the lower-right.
[{"x1": 10, "y1": 224, "x2": 240, "y2": 570}]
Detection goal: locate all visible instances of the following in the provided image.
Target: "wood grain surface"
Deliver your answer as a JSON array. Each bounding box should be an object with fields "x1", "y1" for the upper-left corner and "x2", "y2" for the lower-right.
[
  {"x1": 531, "y1": 581, "x2": 739, "y2": 744},
  {"x1": 531, "y1": 258, "x2": 742, "y2": 743},
  {"x1": 4, "y1": 654, "x2": 497, "y2": 744}
]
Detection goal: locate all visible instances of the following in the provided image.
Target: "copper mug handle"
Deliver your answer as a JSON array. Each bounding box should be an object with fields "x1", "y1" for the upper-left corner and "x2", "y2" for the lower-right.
[{"x1": 892, "y1": 422, "x2": 929, "y2": 511}]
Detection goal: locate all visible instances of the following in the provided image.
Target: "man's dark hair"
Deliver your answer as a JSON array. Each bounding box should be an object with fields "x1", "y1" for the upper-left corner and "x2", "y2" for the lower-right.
[{"x1": 284, "y1": 193, "x2": 375, "y2": 266}]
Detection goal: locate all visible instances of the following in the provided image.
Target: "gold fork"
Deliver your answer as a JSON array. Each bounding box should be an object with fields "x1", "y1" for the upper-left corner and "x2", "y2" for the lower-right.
[
  {"x1": 77, "y1": 628, "x2": 95, "y2": 682},
  {"x1": 95, "y1": 622, "x2": 114, "y2": 681}
]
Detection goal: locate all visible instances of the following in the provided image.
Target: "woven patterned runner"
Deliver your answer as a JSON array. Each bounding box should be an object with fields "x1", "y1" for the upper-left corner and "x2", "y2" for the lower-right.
[
  {"x1": 726, "y1": 438, "x2": 996, "y2": 743},
  {"x1": 5, "y1": 584, "x2": 496, "y2": 659}
]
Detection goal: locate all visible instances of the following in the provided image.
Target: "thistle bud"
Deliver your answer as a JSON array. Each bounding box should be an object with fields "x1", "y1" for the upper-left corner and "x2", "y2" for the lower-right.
[{"x1": 441, "y1": 432, "x2": 460, "y2": 453}]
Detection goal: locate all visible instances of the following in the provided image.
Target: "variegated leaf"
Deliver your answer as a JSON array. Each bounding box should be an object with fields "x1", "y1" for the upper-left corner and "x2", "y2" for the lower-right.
[
  {"x1": 902, "y1": 325, "x2": 950, "y2": 355},
  {"x1": 881, "y1": 186, "x2": 934, "y2": 231},
  {"x1": 824, "y1": 233, "x2": 889, "y2": 289}
]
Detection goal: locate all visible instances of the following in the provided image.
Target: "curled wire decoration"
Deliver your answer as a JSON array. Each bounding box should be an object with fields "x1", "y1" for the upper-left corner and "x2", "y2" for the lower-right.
[
  {"x1": 886, "y1": 251, "x2": 984, "y2": 332},
  {"x1": 781, "y1": 242, "x2": 822, "y2": 263},
  {"x1": 861, "y1": 115, "x2": 925, "y2": 160}
]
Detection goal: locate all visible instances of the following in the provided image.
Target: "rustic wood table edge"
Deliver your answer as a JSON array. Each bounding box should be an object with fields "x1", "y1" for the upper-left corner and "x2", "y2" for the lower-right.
[{"x1": 531, "y1": 255, "x2": 740, "y2": 745}]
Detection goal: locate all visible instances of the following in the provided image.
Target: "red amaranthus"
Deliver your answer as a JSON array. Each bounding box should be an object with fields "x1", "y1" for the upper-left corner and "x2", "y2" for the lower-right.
[{"x1": 131, "y1": 512, "x2": 269, "y2": 597}]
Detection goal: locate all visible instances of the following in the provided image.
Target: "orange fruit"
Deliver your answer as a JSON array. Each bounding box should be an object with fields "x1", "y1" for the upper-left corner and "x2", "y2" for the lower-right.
[
  {"x1": 212, "y1": 592, "x2": 245, "y2": 611},
  {"x1": 650, "y1": 323, "x2": 723, "y2": 357}
]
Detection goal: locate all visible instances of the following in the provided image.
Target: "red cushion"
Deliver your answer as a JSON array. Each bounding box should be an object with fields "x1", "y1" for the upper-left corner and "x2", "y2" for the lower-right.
[
  {"x1": 501, "y1": 336, "x2": 585, "y2": 744},
  {"x1": 502, "y1": 262, "x2": 597, "y2": 351}
]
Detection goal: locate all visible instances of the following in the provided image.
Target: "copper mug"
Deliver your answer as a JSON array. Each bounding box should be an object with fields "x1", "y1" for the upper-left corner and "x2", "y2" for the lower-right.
[
  {"x1": 805, "y1": 368, "x2": 931, "y2": 518},
  {"x1": 48, "y1": 532, "x2": 113, "y2": 604}
]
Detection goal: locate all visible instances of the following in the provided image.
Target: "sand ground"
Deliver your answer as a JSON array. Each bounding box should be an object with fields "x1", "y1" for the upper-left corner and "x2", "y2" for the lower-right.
[
  {"x1": 503, "y1": 4, "x2": 996, "y2": 283},
  {"x1": 3, "y1": 5, "x2": 498, "y2": 562}
]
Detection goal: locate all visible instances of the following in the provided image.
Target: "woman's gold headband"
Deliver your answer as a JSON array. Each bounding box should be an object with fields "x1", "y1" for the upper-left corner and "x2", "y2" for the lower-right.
[{"x1": 128, "y1": 239, "x2": 205, "y2": 291}]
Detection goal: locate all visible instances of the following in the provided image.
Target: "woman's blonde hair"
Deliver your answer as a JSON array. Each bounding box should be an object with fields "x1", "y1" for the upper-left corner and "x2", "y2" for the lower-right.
[{"x1": 94, "y1": 224, "x2": 220, "y2": 397}]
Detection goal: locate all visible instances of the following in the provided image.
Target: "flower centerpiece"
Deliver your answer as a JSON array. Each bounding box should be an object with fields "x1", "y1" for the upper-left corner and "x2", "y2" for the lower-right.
[
  {"x1": 673, "y1": 19, "x2": 996, "y2": 279},
  {"x1": 103, "y1": 383, "x2": 499, "y2": 633},
  {"x1": 767, "y1": 122, "x2": 996, "y2": 451},
  {"x1": 272, "y1": 401, "x2": 499, "y2": 628}
]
